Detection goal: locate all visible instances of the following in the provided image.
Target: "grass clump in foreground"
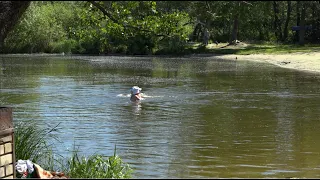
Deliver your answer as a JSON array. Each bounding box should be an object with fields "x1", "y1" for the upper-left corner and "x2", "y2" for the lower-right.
[
  {"x1": 63, "y1": 145, "x2": 132, "y2": 178},
  {"x1": 14, "y1": 121, "x2": 59, "y2": 171},
  {"x1": 14, "y1": 121, "x2": 133, "y2": 178}
]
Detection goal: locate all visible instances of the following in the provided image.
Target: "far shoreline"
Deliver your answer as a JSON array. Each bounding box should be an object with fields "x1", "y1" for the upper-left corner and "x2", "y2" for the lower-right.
[{"x1": 1, "y1": 51, "x2": 320, "y2": 74}]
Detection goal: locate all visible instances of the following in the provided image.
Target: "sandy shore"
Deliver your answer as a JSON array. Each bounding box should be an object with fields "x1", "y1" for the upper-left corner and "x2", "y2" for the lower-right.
[{"x1": 213, "y1": 52, "x2": 320, "y2": 74}]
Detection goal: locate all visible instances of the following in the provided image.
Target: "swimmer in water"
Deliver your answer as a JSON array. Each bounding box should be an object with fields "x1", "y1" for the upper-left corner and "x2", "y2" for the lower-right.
[{"x1": 130, "y1": 86, "x2": 143, "y2": 102}]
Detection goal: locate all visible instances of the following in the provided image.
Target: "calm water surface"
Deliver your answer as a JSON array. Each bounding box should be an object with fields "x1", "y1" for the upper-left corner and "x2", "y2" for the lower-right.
[{"x1": 0, "y1": 55, "x2": 320, "y2": 178}]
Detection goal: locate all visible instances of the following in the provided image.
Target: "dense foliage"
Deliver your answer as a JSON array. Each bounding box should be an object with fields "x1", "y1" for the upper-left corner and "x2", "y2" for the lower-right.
[{"x1": 3, "y1": 1, "x2": 320, "y2": 55}]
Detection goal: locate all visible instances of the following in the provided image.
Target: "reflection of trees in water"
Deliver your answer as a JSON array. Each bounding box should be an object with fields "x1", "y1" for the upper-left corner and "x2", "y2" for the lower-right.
[
  {"x1": 0, "y1": 57, "x2": 41, "y2": 104},
  {"x1": 274, "y1": 105, "x2": 294, "y2": 163},
  {"x1": 131, "y1": 101, "x2": 142, "y2": 115},
  {"x1": 162, "y1": 105, "x2": 203, "y2": 178},
  {"x1": 273, "y1": 75, "x2": 295, "y2": 164},
  {"x1": 271, "y1": 72, "x2": 320, "y2": 174},
  {"x1": 117, "y1": 98, "x2": 202, "y2": 178},
  {"x1": 3, "y1": 55, "x2": 320, "y2": 178},
  {"x1": 0, "y1": 59, "x2": 5, "y2": 75},
  {"x1": 273, "y1": 72, "x2": 320, "y2": 169},
  {"x1": 151, "y1": 58, "x2": 195, "y2": 79}
]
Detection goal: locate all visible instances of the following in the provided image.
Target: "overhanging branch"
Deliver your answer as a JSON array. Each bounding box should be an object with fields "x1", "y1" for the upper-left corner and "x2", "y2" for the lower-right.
[
  {"x1": 88, "y1": 1, "x2": 167, "y2": 37},
  {"x1": 241, "y1": 1, "x2": 253, "y2": 6},
  {"x1": 88, "y1": 1, "x2": 119, "y2": 23}
]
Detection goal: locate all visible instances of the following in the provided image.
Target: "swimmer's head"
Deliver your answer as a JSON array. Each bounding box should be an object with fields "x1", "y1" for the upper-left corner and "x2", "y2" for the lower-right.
[{"x1": 130, "y1": 86, "x2": 142, "y2": 95}]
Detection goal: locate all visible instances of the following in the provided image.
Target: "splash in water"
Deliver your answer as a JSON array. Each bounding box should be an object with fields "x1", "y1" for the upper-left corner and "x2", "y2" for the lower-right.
[{"x1": 116, "y1": 93, "x2": 161, "y2": 99}]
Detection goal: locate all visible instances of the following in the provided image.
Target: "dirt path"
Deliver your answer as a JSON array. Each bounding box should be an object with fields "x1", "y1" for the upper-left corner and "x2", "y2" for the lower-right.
[{"x1": 213, "y1": 52, "x2": 320, "y2": 74}]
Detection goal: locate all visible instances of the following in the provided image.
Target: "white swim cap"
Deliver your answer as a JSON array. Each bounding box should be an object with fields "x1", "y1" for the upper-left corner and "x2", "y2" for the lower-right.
[{"x1": 130, "y1": 86, "x2": 142, "y2": 94}]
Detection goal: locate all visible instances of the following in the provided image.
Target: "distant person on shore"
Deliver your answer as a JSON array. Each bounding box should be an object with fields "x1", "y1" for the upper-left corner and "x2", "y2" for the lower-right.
[{"x1": 130, "y1": 86, "x2": 143, "y2": 102}]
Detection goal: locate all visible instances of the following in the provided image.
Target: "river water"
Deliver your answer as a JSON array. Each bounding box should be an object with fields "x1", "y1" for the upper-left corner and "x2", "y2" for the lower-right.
[{"x1": 0, "y1": 55, "x2": 320, "y2": 178}]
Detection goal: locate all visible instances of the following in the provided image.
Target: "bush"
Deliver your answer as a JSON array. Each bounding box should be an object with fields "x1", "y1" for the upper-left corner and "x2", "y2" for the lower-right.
[
  {"x1": 155, "y1": 35, "x2": 189, "y2": 55},
  {"x1": 49, "y1": 39, "x2": 77, "y2": 54}
]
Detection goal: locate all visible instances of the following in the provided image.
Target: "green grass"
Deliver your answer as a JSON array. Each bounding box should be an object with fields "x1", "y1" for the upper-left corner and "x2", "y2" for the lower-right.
[
  {"x1": 62, "y1": 145, "x2": 133, "y2": 178},
  {"x1": 14, "y1": 121, "x2": 60, "y2": 171},
  {"x1": 235, "y1": 44, "x2": 320, "y2": 55},
  {"x1": 186, "y1": 42, "x2": 320, "y2": 55},
  {"x1": 14, "y1": 121, "x2": 133, "y2": 178}
]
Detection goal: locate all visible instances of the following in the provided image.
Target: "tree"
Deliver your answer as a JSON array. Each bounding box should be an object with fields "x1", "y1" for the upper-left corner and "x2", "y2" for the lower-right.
[
  {"x1": 229, "y1": 1, "x2": 253, "y2": 44},
  {"x1": 299, "y1": 1, "x2": 307, "y2": 45},
  {"x1": 283, "y1": 1, "x2": 292, "y2": 42},
  {"x1": 87, "y1": 1, "x2": 193, "y2": 54},
  {"x1": 4, "y1": 1, "x2": 80, "y2": 53},
  {"x1": 0, "y1": 1, "x2": 31, "y2": 51},
  {"x1": 273, "y1": 1, "x2": 283, "y2": 42}
]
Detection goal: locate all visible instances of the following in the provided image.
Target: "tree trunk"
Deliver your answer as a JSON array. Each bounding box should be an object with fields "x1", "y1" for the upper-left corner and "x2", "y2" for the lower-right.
[
  {"x1": 299, "y1": 2, "x2": 307, "y2": 45},
  {"x1": 197, "y1": 25, "x2": 202, "y2": 42},
  {"x1": 192, "y1": 23, "x2": 201, "y2": 42},
  {"x1": 0, "y1": 1, "x2": 31, "y2": 51},
  {"x1": 283, "y1": 1, "x2": 292, "y2": 41},
  {"x1": 203, "y1": 28, "x2": 209, "y2": 45},
  {"x1": 310, "y1": 2, "x2": 319, "y2": 43},
  {"x1": 259, "y1": 29, "x2": 264, "y2": 40},
  {"x1": 273, "y1": 1, "x2": 283, "y2": 41},
  {"x1": 295, "y1": 1, "x2": 301, "y2": 42},
  {"x1": 229, "y1": 13, "x2": 239, "y2": 44}
]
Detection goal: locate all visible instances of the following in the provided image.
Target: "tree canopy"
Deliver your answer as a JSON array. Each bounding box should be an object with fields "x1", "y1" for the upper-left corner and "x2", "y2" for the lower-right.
[{"x1": 2, "y1": 1, "x2": 320, "y2": 55}]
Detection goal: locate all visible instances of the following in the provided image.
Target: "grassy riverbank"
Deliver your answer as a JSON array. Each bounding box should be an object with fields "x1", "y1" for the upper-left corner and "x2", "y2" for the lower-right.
[
  {"x1": 14, "y1": 121, "x2": 132, "y2": 178},
  {"x1": 3, "y1": 42, "x2": 320, "y2": 56},
  {"x1": 190, "y1": 42, "x2": 320, "y2": 74},
  {"x1": 187, "y1": 42, "x2": 320, "y2": 55},
  {"x1": 179, "y1": 42, "x2": 320, "y2": 74}
]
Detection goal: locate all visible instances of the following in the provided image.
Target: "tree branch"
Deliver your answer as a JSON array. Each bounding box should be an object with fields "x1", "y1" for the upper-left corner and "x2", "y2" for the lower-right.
[
  {"x1": 241, "y1": 1, "x2": 253, "y2": 6},
  {"x1": 88, "y1": 1, "x2": 119, "y2": 23},
  {"x1": 88, "y1": 1, "x2": 167, "y2": 37},
  {"x1": 205, "y1": 1, "x2": 211, "y2": 11}
]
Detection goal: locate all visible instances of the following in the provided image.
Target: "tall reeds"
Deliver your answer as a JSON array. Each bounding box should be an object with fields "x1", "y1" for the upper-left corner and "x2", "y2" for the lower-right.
[
  {"x1": 14, "y1": 121, "x2": 60, "y2": 170},
  {"x1": 62, "y1": 145, "x2": 132, "y2": 178},
  {"x1": 14, "y1": 121, "x2": 133, "y2": 178}
]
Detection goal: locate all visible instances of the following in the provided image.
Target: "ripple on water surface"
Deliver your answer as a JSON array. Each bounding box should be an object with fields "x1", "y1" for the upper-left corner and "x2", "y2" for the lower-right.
[{"x1": 1, "y1": 55, "x2": 320, "y2": 178}]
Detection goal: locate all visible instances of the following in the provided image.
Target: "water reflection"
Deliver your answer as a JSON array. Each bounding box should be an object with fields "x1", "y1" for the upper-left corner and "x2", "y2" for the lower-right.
[
  {"x1": 1, "y1": 55, "x2": 320, "y2": 178},
  {"x1": 131, "y1": 102, "x2": 142, "y2": 115}
]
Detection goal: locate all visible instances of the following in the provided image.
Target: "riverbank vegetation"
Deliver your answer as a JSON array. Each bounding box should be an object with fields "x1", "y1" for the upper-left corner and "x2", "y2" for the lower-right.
[
  {"x1": 2, "y1": 1, "x2": 320, "y2": 55},
  {"x1": 188, "y1": 42, "x2": 320, "y2": 55},
  {"x1": 14, "y1": 121, "x2": 132, "y2": 178}
]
